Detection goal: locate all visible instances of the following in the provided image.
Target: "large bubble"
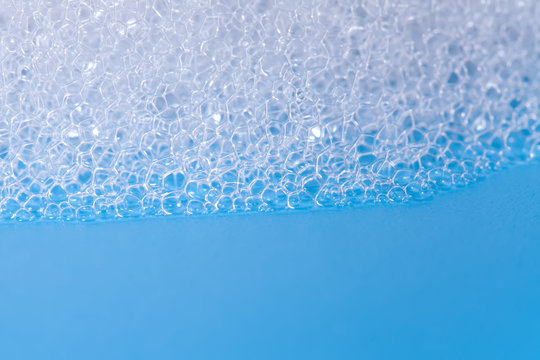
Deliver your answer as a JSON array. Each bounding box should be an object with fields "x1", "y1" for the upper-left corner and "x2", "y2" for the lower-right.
[{"x1": 0, "y1": 0, "x2": 539, "y2": 221}]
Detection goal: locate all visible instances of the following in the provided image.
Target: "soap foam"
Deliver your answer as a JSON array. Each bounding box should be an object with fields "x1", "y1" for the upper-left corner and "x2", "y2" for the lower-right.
[{"x1": 0, "y1": 0, "x2": 539, "y2": 221}]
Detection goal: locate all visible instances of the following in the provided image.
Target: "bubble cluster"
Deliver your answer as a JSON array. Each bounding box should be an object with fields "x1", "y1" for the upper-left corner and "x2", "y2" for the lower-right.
[{"x1": 0, "y1": 0, "x2": 539, "y2": 221}]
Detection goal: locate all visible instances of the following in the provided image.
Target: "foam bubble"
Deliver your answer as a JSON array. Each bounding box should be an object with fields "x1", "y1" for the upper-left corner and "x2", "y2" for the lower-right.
[{"x1": 0, "y1": 0, "x2": 539, "y2": 221}]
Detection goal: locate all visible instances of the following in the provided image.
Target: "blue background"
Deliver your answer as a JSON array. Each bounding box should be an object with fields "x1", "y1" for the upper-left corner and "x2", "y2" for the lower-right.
[{"x1": 1, "y1": 164, "x2": 539, "y2": 359}]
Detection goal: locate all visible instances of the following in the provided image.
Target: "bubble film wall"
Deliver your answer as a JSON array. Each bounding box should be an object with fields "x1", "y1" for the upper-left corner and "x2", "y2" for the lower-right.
[{"x1": 0, "y1": 0, "x2": 539, "y2": 221}]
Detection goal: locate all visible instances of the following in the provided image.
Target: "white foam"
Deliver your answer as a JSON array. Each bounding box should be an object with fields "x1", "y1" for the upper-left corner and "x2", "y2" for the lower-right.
[{"x1": 0, "y1": 0, "x2": 539, "y2": 221}]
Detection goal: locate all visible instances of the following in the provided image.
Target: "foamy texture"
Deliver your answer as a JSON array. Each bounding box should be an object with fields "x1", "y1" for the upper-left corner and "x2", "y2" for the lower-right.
[{"x1": 0, "y1": 0, "x2": 539, "y2": 221}]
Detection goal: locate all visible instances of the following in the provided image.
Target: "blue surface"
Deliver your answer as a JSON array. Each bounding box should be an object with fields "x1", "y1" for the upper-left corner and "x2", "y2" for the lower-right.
[{"x1": 0, "y1": 164, "x2": 539, "y2": 360}]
